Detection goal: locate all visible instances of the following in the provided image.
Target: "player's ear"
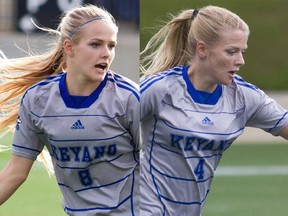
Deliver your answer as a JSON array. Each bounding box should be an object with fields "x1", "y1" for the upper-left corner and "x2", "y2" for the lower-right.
[
  {"x1": 196, "y1": 41, "x2": 207, "y2": 59},
  {"x1": 63, "y1": 39, "x2": 74, "y2": 57}
]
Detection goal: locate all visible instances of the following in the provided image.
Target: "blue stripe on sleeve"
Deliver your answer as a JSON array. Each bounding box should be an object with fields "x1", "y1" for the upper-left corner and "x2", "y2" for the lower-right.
[
  {"x1": 12, "y1": 144, "x2": 41, "y2": 153},
  {"x1": 140, "y1": 66, "x2": 183, "y2": 94}
]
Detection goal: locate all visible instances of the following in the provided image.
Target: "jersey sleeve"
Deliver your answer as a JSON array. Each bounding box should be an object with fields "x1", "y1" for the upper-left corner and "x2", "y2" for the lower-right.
[
  {"x1": 140, "y1": 78, "x2": 166, "y2": 122},
  {"x1": 245, "y1": 89, "x2": 288, "y2": 136},
  {"x1": 12, "y1": 94, "x2": 44, "y2": 160}
]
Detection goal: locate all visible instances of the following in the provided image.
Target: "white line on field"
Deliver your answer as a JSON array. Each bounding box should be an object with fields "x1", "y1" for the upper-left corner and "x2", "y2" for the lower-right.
[{"x1": 215, "y1": 166, "x2": 288, "y2": 176}]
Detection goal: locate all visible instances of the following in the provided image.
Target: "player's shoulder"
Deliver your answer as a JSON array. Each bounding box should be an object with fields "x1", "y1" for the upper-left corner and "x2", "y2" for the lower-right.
[
  {"x1": 224, "y1": 75, "x2": 264, "y2": 106},
  {"x1": 106, "y1": 71, "x2": 139, "y2": 102},
  {"x1": 230, "y1": 75, "x2": 260, "y2": 95},
  {"x1": 21, "y1": 72, "x2": 64, "y2": 103},
  {"x1": 140, "y1": 65, "x2": 184, "y2": 94}
]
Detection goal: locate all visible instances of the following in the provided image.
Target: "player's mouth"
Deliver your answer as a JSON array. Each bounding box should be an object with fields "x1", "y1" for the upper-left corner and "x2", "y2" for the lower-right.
[
  {"x1": 228, "y1": 70, "x2": 238, "y2": 76},
  {"x1": 95, "y1": 63, "x2": 108, "y2": 72}
]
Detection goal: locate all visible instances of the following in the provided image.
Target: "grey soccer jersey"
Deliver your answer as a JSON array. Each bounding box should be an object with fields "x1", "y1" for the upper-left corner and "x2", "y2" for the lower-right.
[
  {"x1": 140, "y1": 65, "x2": 288, "y2": 215},
  {"x1": 12, "y1": 71, "x2": 140, "y2": 216}
]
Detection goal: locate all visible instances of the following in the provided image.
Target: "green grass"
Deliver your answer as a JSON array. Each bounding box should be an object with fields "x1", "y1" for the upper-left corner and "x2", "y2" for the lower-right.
[
  {"x1": 203, "y1": 143, "x2": 288, "y2": 216},
  {"x1": 204, "y1": 175, "x2": 288, "y2": 216},
  {"x1": 219, "y1": 143, "x2": 288, "y2": 166}
]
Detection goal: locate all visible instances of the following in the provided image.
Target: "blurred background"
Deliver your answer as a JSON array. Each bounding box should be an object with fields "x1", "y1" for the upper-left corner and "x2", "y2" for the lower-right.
[{"x1": 0, "y1": 0, "x2": 139, "y2": 82}]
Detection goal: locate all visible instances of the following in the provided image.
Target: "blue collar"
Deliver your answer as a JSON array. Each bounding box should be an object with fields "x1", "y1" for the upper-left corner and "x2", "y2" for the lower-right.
[
  {"x1": 59, "y1": 73, "x2": 108, "y2": 108},
  {"x1": 182, "y1": 66, "x2": 222, "y2": 105}
]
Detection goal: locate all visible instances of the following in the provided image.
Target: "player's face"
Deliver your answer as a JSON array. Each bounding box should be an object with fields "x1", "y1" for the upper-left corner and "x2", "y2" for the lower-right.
[
  {"x1": 205, "y1": 29, "x2": 248, "y2": 86},
  {"x1": 69, "y1": 20, "x2": 117, "y2": 83}
]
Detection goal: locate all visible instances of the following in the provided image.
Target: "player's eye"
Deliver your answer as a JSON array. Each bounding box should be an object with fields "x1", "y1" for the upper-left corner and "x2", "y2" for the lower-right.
[
  {"x1": 90, "y1": 42, "x2": 101, "y2": 48},
  {"x1": 108, "y1": 43, "x2": 116, "y2": 50},
  {"x1": 225, "y1": 49, "x2": 237, "y2": 56}
]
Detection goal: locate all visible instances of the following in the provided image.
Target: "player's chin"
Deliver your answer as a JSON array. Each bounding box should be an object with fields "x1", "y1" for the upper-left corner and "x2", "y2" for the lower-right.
[
  {"x1": 221, "y1": 78, "x2": 234, "y2": 86},
  {"x1": 92, "y1": 75, "x2": 106, "y2": 83},
  {"x1": 93, "y1": 69, "x2": 108, "y2": 78}
]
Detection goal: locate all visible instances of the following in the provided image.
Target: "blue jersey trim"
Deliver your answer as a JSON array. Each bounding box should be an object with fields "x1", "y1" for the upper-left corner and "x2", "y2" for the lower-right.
[
  {"x1": 30, "y1": 111, "x2": 125, "y2": 119},
  {"x1": 64, "y1": 195, "x2": 131, "y2": 212},
  {"x1": 74, "y1": 173, "x2": 131, "y2": 192},
  {"x1": 162, "y1": 100, "x2": 246, "y2": 115},
  {"x1": 52, "y1": 154, "x2": 124, "y2": 170},
  {"x1": 149, "y1": 117, "x2": 165, "y2": 211},
  {"x1": 59, "y1": 73, "x2": 107, "y2": 109},
  {"x1": 59, "y1": 171, "x2": 136, "y2": 215},
  {"x1": 155, "y1": 139, "x2": 223, "y2": 159},
  {"x1": 234, "y1": 75, "x2": 259, "y2": 91},
  {"x1": 140, "y1": 66, "x2": 183, "y2": 94},
  {"x1": 70, "y1": 95, "x2": 89, "y2": 106},
  {"x1": 108, "y1": 78, "x2": 140, "y2": 102},
  {"x1": 159, "y1": 190, "x2": 210, "y2": 205},
  {"x1": 268, "y1": 111, "x2": 288, "y2": 133},
  {"x1": 162, "y1": 119, "x2": 244, "y2": 136},
  {"x1": 111, "y1": 73, "x2": 139, "y2": 93},
  {"x1": 130, "y1": 170, "x2": 136, "y2": 216},
  {"x1": 107, "y1": 73, "x2": 140, "y2": 102},
  {"x1": 12, "y1": 144, "x2": 41, "y2": 153},
  {"x1": 153, "y1": 166, "x2": 213, "y2": 183},
  {"x1": 49, "y1": 131, "x2": 128, "y2": 142},
  {"x1": 21, "y1": 73, "x2": 63, "y2": 104},
  {"x1": 182, "y1": 66, "x2": 222, "y2": 105}
]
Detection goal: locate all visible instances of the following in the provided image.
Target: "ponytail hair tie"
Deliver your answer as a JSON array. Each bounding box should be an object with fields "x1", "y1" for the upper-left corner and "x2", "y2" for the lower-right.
[{"x1": 192, "y1": 9, "x2": 199, "y2": 20}]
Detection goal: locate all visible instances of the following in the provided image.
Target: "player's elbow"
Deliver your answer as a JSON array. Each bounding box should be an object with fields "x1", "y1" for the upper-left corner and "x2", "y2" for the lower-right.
[{"x1": 278, "y1": 126, "x2": 288, "y2": 140}]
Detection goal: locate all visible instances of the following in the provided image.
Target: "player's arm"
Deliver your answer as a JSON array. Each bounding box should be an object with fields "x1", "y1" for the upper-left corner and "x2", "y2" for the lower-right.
[
  {"x1": 0, "y1": 154, "x2": 34, "y2": 205},
  {"x1": 278, "y1": 125, "x2": 288, "y2": 140}
]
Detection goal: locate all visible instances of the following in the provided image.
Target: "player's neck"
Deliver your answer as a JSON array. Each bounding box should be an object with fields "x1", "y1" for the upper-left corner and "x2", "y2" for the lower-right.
[
  {"x1": 65, "y1": 73, "x2": 101, "y2": 96},
  {"x1": 187, "y1": 65, "x2": 217, "y2": 93}
]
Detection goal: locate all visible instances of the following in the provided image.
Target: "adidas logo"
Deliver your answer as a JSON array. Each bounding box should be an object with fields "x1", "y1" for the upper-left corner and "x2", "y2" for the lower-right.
[
  {"x1": 71, "y1": 120, "x2": 85, "y2": 129},
  {"x1": 201, "y1": 117, "x2": 214, "y2": 126}
]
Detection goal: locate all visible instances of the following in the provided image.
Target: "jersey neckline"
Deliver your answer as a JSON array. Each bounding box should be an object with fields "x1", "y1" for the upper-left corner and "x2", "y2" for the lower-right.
[
  {"x1": 182, "y1": 66, "x2": 222, "y2": 105},
  {"x1": 59, "y1": 72, "x2": 108, "y2": 109}
]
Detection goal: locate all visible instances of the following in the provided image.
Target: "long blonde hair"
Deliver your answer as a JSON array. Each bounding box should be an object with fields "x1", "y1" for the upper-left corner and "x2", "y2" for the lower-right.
[
  {"x1": 0, "y1": 4, "x2": 117, "y2": 173},
  {"x1": 140, "y1": 5, "x2": 250, "y2": 76}
]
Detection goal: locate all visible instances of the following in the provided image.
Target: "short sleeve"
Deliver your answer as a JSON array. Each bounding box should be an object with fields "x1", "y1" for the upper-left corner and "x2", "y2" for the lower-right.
[
  {"x1": 246, "y1": 89, "x2": 288, "y2": 136},
  {"x1": 140, "y1": 77, "x2": 165, "y2": 122},
  {"x1": 12, "y1": 95, "x2": 44, "y2": 160}
]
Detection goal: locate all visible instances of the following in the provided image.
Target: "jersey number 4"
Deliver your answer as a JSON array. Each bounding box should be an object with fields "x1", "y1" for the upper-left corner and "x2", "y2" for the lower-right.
[{"x1": 194, "y1": 159, "x2": 205, "y2": 181}]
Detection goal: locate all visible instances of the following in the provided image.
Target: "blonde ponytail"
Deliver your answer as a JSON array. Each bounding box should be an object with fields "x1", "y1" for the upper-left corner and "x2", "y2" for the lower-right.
[{"x1": 140, "y1": 10, "x2": 194, "y2": 76}]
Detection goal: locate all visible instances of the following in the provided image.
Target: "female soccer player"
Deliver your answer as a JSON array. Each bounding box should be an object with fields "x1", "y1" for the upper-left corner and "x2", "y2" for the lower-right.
[
  {"x1": 0, "y1": 4, "x2": 139, "y2": 216},
  {"x1": 140, "y1": 5, "x2": 288, "y2": 215}
]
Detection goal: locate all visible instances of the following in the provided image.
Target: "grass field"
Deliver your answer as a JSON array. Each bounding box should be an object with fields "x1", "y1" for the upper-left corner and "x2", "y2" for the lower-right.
[
  {"x1": 1, "y1": 134, "x2": 288, "y2": 215},
  {"x1": 203, "y1": 143, "x2": 288, "y2": 216}
]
